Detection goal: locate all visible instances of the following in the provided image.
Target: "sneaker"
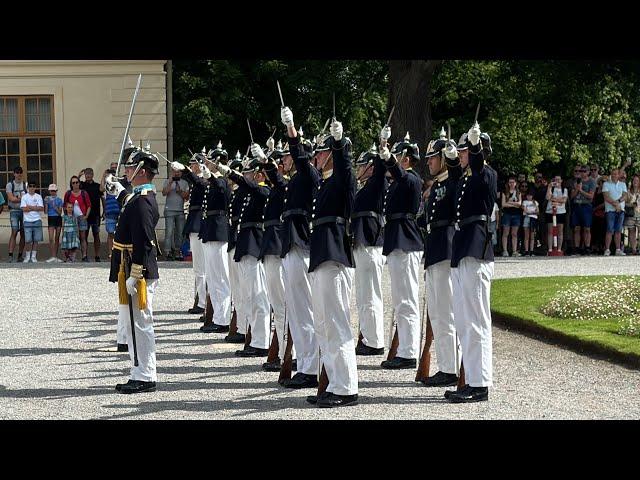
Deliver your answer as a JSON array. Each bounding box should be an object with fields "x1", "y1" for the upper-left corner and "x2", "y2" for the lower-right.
[
  {"x1": 502, "y1": 251, "x2": 509, "y2": 257},
  {"x1": 23, "y1": 254, "x2": 31, "y2": 263},
  {"x1": 82, "y1": 256, "x2": 89, "y2": 262},
  {"x1": 604, "y1": 250, "x2": 611, "y2": 256},
  {"x1": 31, "y1": 256, "x2": 38, "y2": 263},
  {"x1": 46, "y1": 257, "x2": 57, "y2": 263},
  {"x1": 6, "y1": 255, "x2": 13, "y2": 263},
  {"x1": 56, "y1": 258, "x2": 64, "y2": 263},
  {"x1": 513, "y1": 251, "x2": 522, "y2": 257},
  {"x1": 95, "y1": 256, "x2": 101, "y2": 262},
  {"x1": 17, "y1": 255, "x2": 24, "y2": 262},
  {"x1": 615, "y1": 249, "x2": 626, "y2": 256}
]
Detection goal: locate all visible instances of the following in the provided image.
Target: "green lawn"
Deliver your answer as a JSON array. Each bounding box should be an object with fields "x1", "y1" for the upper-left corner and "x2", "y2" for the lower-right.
[{"x1": 491, "y1": 276, "x2": 640, "y2": 360}]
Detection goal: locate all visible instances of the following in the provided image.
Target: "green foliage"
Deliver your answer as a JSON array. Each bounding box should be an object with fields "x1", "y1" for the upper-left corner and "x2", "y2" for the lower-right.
[{"x1": 174, "y1": 60, "x2": 640, "y2": 178}]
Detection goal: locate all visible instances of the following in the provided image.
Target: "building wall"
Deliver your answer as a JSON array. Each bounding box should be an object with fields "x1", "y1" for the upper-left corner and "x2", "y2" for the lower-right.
[{"x1": 0, "y1": 60, "x2": 170, "y2": 245}]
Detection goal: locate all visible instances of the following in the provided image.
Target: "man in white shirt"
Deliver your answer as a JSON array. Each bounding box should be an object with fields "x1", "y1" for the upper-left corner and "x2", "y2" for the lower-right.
[
  {"x1": 20, "y1": 183, "x2": 45, "y2": 262},
  {"x1": 602, "y1": 168, "x2": 627, "y2": 256}
]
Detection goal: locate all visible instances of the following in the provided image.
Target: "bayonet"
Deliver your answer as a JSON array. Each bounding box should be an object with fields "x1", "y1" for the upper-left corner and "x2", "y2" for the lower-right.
[
  {"x1": 247, "y1": 118, "x2": 254, "y2": 144},
  {"x1": 474, "y1": 102, "x2": 481, "y2": 125},
  {"x1": 277, "y1": 80, "x2": 285, "y2": 107},
  {"x1": 385, "y1": 105, "x2": 396, "y2": 127}
]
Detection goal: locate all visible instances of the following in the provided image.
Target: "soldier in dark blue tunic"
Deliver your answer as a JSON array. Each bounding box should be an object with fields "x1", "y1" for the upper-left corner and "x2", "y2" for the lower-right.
[
  {"x1": 224, "y1": 155, "x2": 247, "y2": 344},
  {"x1": 378, "y1": 131, "x2": 424, "y2": 370},
  {"x1": 352, "y1": 144, "x2": 388, "y2": 356},
  {"x1": 182, "y1": 153, "x2": 207, "y2": 315},
  {"x1": 275, "y1": 106, "x2": 321, "y2": 390},
  {"x1": 417, "y1": 129, "x2": 463, "y2": 387},
  {"x1": 254, "y1": 141, "x2": 290, "y2": 372},
  {"x1": 446, "y1": 122, "x2": 497, "y2": 403},
  {"x1": 214, "y1": 157, "x2": 271, "y2": 357},
  {"x1": 106, "y1": 148, "x2": 160, "y2": 394}
]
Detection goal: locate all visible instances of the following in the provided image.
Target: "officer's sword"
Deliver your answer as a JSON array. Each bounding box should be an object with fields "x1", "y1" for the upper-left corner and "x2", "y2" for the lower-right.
[{"x1": 116, "y1": 74, "x2": 143, "y2": 176}]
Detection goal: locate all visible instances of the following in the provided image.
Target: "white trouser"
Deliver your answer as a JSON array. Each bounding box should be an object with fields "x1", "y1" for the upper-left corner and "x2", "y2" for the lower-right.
[
  {"x1": 190, "y1": 233, "x2": 206, "y2": 308},
  {"x1": 228, "y1": 248, "x2": 245, "y2": 333},
  {"x1": 311, "y1": 262, "x2": 358, "y2": 396},
  {"x1": 203, "y1": 241, "x2": 232, "y2": 326},
  {"x1": 282, "y1": 246, "x2": 317, "y2": 375},
  {"x1": 386, "y1": 249, "x2": 422, "y2": 359},
  {"x1": 354, "y1": 245, "x2": 385, "y2": 349},
  {"x1": 237, "y1": 255, "x2": 270, "y2": 349},
  {"x1": 125, "y1": 279, "x2": 158, "y2": 382},
  {"x1": 451, "y1": 257, "x2": 494, "y2": 387},
  {"x1": 425, "y1": 260, "x2": 460, "y2": 375},
  {"x1": 264, "y1": 255, "x2": 288, "y2": 359},
  {"x1": 117, "y1": 305, "x2": 128, "y2": 345}
]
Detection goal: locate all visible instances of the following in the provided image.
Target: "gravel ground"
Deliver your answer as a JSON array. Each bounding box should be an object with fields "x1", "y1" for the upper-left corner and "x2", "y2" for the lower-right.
[{"x1": 1, "y1": 256, "x2": 639, "y2": 420}]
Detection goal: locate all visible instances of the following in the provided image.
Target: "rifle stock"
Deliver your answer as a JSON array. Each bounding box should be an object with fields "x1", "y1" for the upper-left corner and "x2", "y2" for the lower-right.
[
  {"x1": 317, "y1": 365, "x2": 329, "y2": 395},
  {"x1": 415, "y1": 313, "x2": 434, "y2": 382},
  {"x1": 203, "y1": 292, "x2": 214, "y2": 326},
  {"x1": 228, "y1": 307, "x2": 238, "y2": 335},
  {"x1": 266, "y1": 310, "x2": 279, "y2": 363},
  {"x1": 457, "y1": 360, "x2": 466, "y2": 389},
  {"x1": 356, "y1": 331, "x2": 364, "y2": 349},
  {"x1": 278, "y1": 324, "x2": 294, "y2": 384},
  {"x1": 244, "y1": 325, "x2": 252, "y2": 349},
  {"x1": 192, "y1": 289, "x2": 199, "y2": 310},
  {"x1": 387, "y1": 326, "x2": 399, "y2": 360}
]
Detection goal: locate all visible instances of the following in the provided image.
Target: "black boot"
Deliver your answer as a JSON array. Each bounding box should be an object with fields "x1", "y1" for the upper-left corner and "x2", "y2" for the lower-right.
[
  {"x1": 283, "y1": 372, "x2": 318, "y2": 389},
  {"x1": 355, "y1": 343, "x2": 385, "y2": 356},
  {"x1": 118, "y1": 380, "x2": 157, "y2": 394},
  {"x1": 262, "y1": 358, "x2": 281, "y2": 372},
  {"x1": 224, "y1": 332, "x2": 246, "y2": 343},
  {"x1": 447, "y1": 385, "x2": 489, "y2": 403},
  {"x1": 317, "y1": 392, "x2": 359, "y2": 408},
  {"x1": 188, "y1": 306, "x2": 205, "y2": 315},
  {"x1": 380, "y1": 357, "x2": 416, "y2": 369},
  {"x1": 235, "y1": 346, "x2": 269, "y2": 357},
  {"x1": 117, "y1": 343, "x2": 129, "y2": 352},
  {"x1": 201, "y1": 323, "x2": 229, "y2": 333},
  {"x1": 421, "y1": 371, "x2": 458, "y2": 387}
]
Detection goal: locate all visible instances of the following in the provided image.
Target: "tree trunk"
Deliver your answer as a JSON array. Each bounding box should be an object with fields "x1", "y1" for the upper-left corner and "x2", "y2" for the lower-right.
[{"x1": 388, "y1": 60, "x2": 442, "y2": 178}]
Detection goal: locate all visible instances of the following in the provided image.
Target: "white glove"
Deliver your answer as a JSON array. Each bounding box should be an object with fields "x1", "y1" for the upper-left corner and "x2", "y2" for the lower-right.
[
  {"x1": 126, "y1": 276, "x2": 138, "y2": 296},
  {"x1": 266, "y1": 137, "x2": 275, "y2": 150},
  {"x1": 444, "y1": 140, "x2": 458, "y2": 160},
  {"x1": 330, "y1": 121, "x2": 343, "y2": 141},
  {"x1": 170, "y1": 161, "x2": 185, "y2": 171},
  {"x1": 199, "y1": 163, "x2": 212, "y2": 179},
  {"x1": 468, "y1": 122, "x2": 481, "y2": 146},
  {"x1": 251, "y1": 143, "x2": 267, "y2": 161},
  {"x1": 217, "y1": 163, "x2": 231, "y2": 177},
  {"x1": 379, "y1": 146, "x2": 391, "y2": 161},
  {"x1": 281, "y1": 107, "x2": 294, "y2": 127},
  {"x1": 380, "y1": 125, "x2": 392, "y2": 141},
  {"x1": 105, "y1": 174, "x2": 125, "y2": 197}
]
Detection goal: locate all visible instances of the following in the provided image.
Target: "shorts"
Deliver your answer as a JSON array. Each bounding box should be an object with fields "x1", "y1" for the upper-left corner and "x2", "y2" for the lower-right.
[
  {"x1": 606, "y1": 211, "x2": 624, "y2": 233},
  {"x1": 47, "y1": 216, "x2": 62, "y2": 228},
  {"x1": 624, "y1": 216, "x2": 640, "y2": 228},
  {"x1": 546, "y1": 213, "x2": 566, "y2": 225},
  {"x1": 24, "y1": 220, "x2": 43, "y2": 243},
  {"x1": 9, "y1": 209, "x2": 24, "y2": 231},
  {"x1": 87, "y1": 217, "x2": 101, "y2": 235},
  {"x1": 523, "y1": 216, "x2": 538, "y2": 229},
  {"x1": 77, "y1": 216, "x2": 88, "y2": 232},
  {"x1": 501, "y1": 212, "x2": 521, "y2": 227},
  {"x1": 571, "y1": 203, "x2": 593, "y2": 228},
  {"x1": 105, "y1": 217, "x2": 118, "y2": 234}
]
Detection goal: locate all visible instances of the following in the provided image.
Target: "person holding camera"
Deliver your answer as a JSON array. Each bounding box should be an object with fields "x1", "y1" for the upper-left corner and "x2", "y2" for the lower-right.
[
  {"x1": 570, "y1": 165, "x2": 596, "y2": 255},
  {"x1": 102, "y1": 163, "x2": 121, "y2": 259},
  {"x1": 78, "y1": 167, "x2": 104, "y2": 262},
  {"x1": 162, "y1": 166, "x2": 189, "y2": 260},
  {"x1": 602, "y1": 168, "x2": 628, "y2": 256},
  {"x1": 545, "y1": 175, "x2": 568, "y2": 254}
]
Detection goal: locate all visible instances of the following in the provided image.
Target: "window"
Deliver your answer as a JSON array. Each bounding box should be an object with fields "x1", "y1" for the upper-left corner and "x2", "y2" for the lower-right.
[{"x1": 0, "y1": 96, "x2": 55, "y2": 200}]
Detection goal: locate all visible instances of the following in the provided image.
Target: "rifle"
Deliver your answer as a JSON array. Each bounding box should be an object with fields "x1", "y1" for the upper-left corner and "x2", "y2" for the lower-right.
[
  {"x1": 278, "y1": 310, "x2": 294, "y2": 385},
  {"x1": 203, "y1": 290, "x2": 214, "y2": 327},
  {"x1": 192, "y1": 280, "x2": 199, "y2": 310},
  {"x1": 415, "y1": 313, "x2": 434, "y2": 382},
  {"x1": 123, "y1": 250, "x2": 139, "y2": 367},
  {"x1": 386, "y1": 307, "x2": 398, "y2": 361},
  {"x1": 266, "y1": 308, "x2": 279, "y2": 364},
  {"x1": 317, "y1": 359, "x2": 329, "y2": 397},
  {"x1": 457, "y1": 358, "x2": 466, "y2": 390},
  {"x1": 228, "y1": 307, "x2": 238, "y2": 335},
  {"x1": 244, "y1": 324, "x2": 252, "y2": 350}
]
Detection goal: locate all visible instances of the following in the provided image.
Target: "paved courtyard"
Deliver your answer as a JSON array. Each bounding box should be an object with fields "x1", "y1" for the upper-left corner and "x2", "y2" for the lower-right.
[{"x1": 1, "y1": 256, "x2": 639, "y2": 420}]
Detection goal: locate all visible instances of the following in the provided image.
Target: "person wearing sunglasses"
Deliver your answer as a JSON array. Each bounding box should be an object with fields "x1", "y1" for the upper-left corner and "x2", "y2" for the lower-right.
[{"x1": 64, "y1": 176, "x2": 91, "y2": 261}]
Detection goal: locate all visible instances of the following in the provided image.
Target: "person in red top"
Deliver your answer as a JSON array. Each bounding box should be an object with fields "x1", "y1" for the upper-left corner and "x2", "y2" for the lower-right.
[{"x1": 64, "y1": 175, "x2": 92, "y2": 261}]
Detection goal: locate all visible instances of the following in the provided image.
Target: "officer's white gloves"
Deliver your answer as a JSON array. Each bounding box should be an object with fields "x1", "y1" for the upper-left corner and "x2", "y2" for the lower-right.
[
  {"x1": 251, "y1": 143, "x2": 267, "y2": 161},
  {"x1": 281, "y1": 107, "x2": 294, "y2": 127},
  {"x1": 468, "y1": 122, "x2": 481, "y2": 146},
  {"x1": 105, "y1": 174, "x2": 125, "y2": 197},
  {"x1": 330, "y1": 121, "x2": 343, "y2": 141},
  {"x1": 170, "y1": 161, "x2": 185, "y2": 171},
  {"x1": 199, "y1": 163, "x2": 212, "y2": 179},
  {"x1": 126, "y1": 276, "x2": 138, "y2": 296},
  {"x1": 444, "y1": 140, "x2": 459, "y2": 160},
  {"x1": 216, "y1": 163, "x2": 231, "y2": 177},
  {"x1": 379, "y1": 146, "x2": 391, "y2": 161},
  {"x1": 380, "y1": 125, "x2": 392, "y2": 141}
]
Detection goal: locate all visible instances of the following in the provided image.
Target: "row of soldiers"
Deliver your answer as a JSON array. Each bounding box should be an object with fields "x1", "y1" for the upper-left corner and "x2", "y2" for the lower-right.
[{"x1": 105, "y1": 104, "x2": 497, "y2": 407}]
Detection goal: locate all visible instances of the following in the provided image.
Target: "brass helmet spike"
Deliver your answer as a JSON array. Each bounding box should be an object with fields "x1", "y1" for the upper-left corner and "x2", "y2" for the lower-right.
[
  {"x1": 439, "y1": 127, "x2": 446, "y2": 140},
  {"x1": 404, "y1": 131, "x2": 411, "y2": 142}
]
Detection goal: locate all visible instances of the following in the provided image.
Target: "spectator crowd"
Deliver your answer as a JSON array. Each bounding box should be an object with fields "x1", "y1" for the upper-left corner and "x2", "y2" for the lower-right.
[{"x1": 2, "y1": 160, "x2": 639, "y2": 263}]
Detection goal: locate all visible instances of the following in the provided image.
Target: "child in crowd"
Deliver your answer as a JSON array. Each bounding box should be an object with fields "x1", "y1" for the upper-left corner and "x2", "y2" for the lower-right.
[
  {"x1": 61, "y1": 202, "x2": 80, "y2": 262},
  {"x1": 20, "y1": 182, "x2": 44, "y2": 263},
  {"x1": 44, "y1": 184, "x2": 63, "y2": 263},
  {"x1": 522, "y1": 190, "x2": 539, "y2": 256}
]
